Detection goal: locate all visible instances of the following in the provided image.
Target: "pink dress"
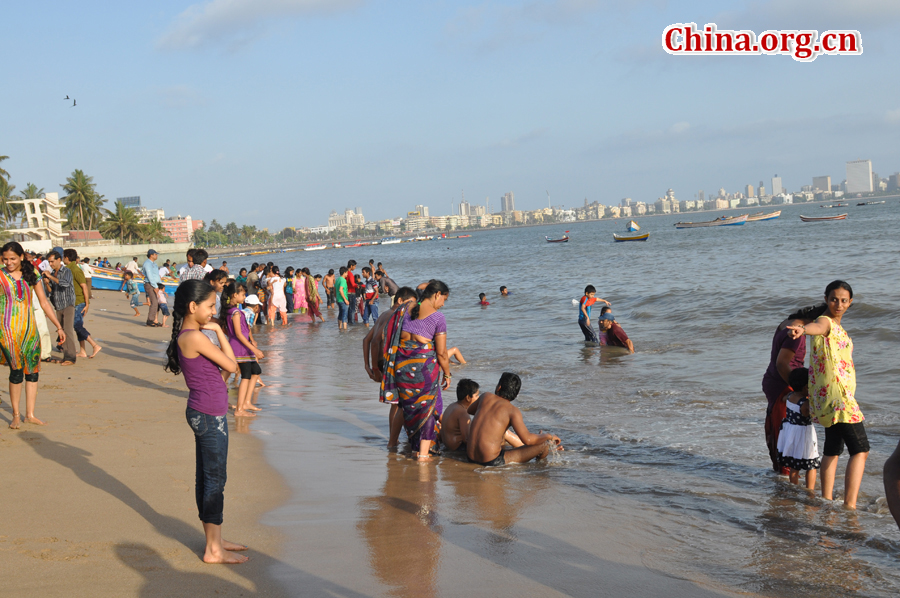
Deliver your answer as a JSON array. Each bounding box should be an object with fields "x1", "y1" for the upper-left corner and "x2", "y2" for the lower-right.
[{"x1": 294, "y1": 275, "x2": 307, "y2": 313}]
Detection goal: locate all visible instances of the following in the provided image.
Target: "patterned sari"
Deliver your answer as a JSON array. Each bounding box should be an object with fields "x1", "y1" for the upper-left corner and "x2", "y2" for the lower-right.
[
  {"x1": 306, "y1": 275, "x2": 322, "y2": 321},
  {"x1": 380, "y1": 304, "x2": 440, "y2": 450}
]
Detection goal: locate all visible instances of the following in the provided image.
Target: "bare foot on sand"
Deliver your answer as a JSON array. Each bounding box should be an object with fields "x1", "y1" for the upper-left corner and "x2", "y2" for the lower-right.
[
  {"x1": 222, "y1": 540, "x2": 248, "y2": 551},
  {"x1": 203, "y1": 549, "x2": 249, "y2": 564},
  {"x1": 90, "y1": 346, "x2": 103, "y2": 358},
  {"x1": 76, "y1": 351, "x2": 88, "y2": 358},
  {"x1": 234, "y1": 410, "x2": 256, "y2": 417},
  {"x1": 246, "y1": 404, "x2": 262, "y2": 412},
  {"x1": 132, "y1": 313, "x2": 141, "y2": 317},
  {"x1": 25, "y1": 416, "x2": 46, "y2": 425},
  {"x1": 60, "y1": 361, "x2": 75, "y2": 366},
  {"x1": 9, "y1": 414, "x2": 21, "y2": 429}
]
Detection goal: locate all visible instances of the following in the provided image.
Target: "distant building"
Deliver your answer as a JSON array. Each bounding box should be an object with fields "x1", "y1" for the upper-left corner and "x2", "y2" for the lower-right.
[
  {"x1": 414, "y1": 205, "x2": 429, "y2": 218},
  {"x1": 771, "y1": 175, "x2": 783, "y2": 196},
  {"x1": 889, "y1": 173, "x2": 900, "y2": 192},
  {"x1": 846, "y1": 159, "x2": 873, "y2": 193},
  {"x1": 746, "y1": 184, "x2": 755, "y2": 198},
  {"x1": 162, "y1": 216, "x2": 203, "y2": 244},
  {"x1": 620, "y1": 197, "x2": 633, "y2": 207},
  {"x1": 697, "y1": 190, "x2": 704, "y2": 203},
  {"x1": 136, "y1": 207, "x2": 166, "y2": 224},
  {"x1": 500, "y1": 192, "x2": 515, "y2": 213},
  {"x1": 812, "y1": 175, "x2": 831, "y2": 192},
  {"x1": 8, "y1": 192, "x2": 67, "y2": 250},
  {"x1": 758, "y1": 184, "x2": 766, "y2": 197},
  {"x1": 459, "y1": 200, "x2": 471, "y2": 216},
  {"x1": 118, "y1": 196, "x2": 141, "y2": 210}
]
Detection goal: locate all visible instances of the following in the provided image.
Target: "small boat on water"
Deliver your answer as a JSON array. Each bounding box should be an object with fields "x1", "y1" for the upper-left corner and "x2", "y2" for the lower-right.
[
  {"x1": 674, "y1": 214, "x2": 748, "y2": 229},
  {"x1": 344, "y1": 240, "x2": 365, "y2": 247},
  {"x1": 626, "y1": 220, "x2": 640, "y2": 232},
  {"x1": 613, "y1": 232, "x2": 649, "y2": 242},
  {"x1": 91, "y1": 266, "x2": 179, "y2": 294},
  {"x1": 857, "y1": 200, "x2": 885, "y2": 206},
  {"x1": 545, "y1": 231, "x2": 570, "y2": 243},
  {"x1": 820, "y1": 203, "x2": 848, "y2": 209},
  {"x1": 745, "y1": 210, "x2": 781, "y2": 222},
  {"x1": 305, "y1": 244, "x2": 326, "y2": 251},
  {"x1": 800, "y1": 213, "x2": 847, "y2": 222},
  {"x1": 380, "y1": 237, "x2": 401, "y2": 245}
]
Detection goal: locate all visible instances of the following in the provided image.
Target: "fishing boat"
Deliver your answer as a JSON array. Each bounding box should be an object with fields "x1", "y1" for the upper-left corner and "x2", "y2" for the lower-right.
[
  {"x1": 344, "y1": 241, "x2": 365, "y2": 247},
  {"x1": 626, "y1": 220, "x2": 640, "y2": 232},
  {"x1": 800, "y1": 213, "x2": 847, "y2": 222},
  {"x1": 545, "y1": 231, "x2": 570, "y2": 243},
  {"x1": 857, "y1": 200, "x2": 885, "y2": 206},
  {"x1": 90, "y1": 266, "x2": 179, "y2": 294},
  {"x1": 456, "y1": 234, "x2": 471, "y2": 238},
  {"x1": 820, "y1": 203, "x2": 848, "y2": 209},
  {"x1": 674, "y1": 214, "x2": 748, "y2": 229},
  {"x1": 331, "y1": 243, "x2": 342, "y2": 248},
  {"x1": 613, "y1": 232, "x2": 650, "y2": 242},
  {"x1": 745, "y1": 210, "x2": 781, "y2": 222},
  {"x1": 380, "y1": 237, "x2": 401, "y2": 245},
  {"x1": 304, "y1": 244, "x2": 326, "y2": 251}
]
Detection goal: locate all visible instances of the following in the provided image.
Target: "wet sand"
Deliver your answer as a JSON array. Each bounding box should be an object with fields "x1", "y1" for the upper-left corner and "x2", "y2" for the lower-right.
[{"x1": 0, "y1": 292, "x2": 289, "y2": 597}]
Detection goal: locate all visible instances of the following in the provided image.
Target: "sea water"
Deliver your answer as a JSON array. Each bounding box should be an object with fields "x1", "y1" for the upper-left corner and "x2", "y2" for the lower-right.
[{"x1": 224, "y1": 200, "x2": 900, "y2": 596}]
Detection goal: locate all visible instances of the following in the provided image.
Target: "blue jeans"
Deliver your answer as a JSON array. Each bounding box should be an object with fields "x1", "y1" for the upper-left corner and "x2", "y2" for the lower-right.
[
  {"x1": 346, "y1": 296, "x2": 357, "y2": 324},
  {"x1": 74, "y1": 303, "x2": 91, "y2": 342},
  {"x1": 337, "y1": 302, "x2": 348, "y2": 325},
  {"x1": 363, "y1": 300, "x2": 379, "y2": 324},
  {"x1": 186, "y1": 407, "x2": 229, "y2": 525}
]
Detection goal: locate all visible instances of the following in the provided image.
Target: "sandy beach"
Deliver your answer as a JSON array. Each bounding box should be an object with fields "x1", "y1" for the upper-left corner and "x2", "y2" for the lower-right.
[
  {"x1": 2, "y1": 289, "x2": 765, "y2": 598},
  {"x1": 0, "y1": 291, "x2": 289, "y2": 597}
]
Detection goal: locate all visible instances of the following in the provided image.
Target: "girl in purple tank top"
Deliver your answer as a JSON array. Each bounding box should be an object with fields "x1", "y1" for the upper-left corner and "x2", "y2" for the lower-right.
[
  {"x1": 220, "y1": 281, "x2": 265, "y2": 418},
  {"x1": 164, "y1": 280, "x2": 247, "y2": 565}
]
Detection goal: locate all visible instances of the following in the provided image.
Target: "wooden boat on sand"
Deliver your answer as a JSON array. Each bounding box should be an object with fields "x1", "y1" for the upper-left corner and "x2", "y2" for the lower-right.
[
  {"x1": 674, "y1": 214, "x2": 748, "y2": 229},
  {"x1": 613, "y1": 232, "x2": 649, "y2": 242},
  {"x1": 746, "y1": 210, "x2": 781, "y2": 222},
  {"x1": 800, "y1": 213, "x2": 847, "y2": 222}
]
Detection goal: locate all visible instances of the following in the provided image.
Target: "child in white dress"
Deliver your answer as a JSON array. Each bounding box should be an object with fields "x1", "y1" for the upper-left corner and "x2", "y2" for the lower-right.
[{"x1": 777, "y1": 367, "x2": 820, "y2": 490}]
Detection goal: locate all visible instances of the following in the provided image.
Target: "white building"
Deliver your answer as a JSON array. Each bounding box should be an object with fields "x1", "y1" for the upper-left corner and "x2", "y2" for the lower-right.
[
  {"x1": 8, "y1": 192, "x2": 67, "y2": 251},
  {"x1": 771, "y1": 175, "x2": 783, "y2": 196},
  {"x1": 846, "y1": 160, "x2": 873, "y2": 194}
]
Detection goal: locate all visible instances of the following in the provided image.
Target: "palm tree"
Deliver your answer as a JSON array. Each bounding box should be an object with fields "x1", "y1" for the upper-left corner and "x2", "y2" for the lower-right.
[
  {"x1": 241, "y1": 224, "x2": 256, "y2": 245},
  {"x1": 61, "y1": 169, "x2": 97, "y2": 230},
  {"x1": 208, "y1": 219, "x2": 223, "y2": 233},
  {"x1": 99, "y1": 201, "x2": 142, "y2": 244},
  {"x1": 192, "y1": 223, "x2": 209, "y2": 247},
  {"x1": 224, "y1": 222, "x2": 239, "y2": 245},
  {"x1": 85, "y1": 193, "x2": 107, "y2": 230},
  {"x1": 20, "y1": 182, "x2": 44, "y2": 199},
  {"x1": 0, "y1": 178, "x2": 18, "y2": 225},
  {"x1": 143, "y1": 219, "x2": 173, "y2": 243},
  {"x1": 0, "y1": 155, "x2": 9, "y2": 183}
]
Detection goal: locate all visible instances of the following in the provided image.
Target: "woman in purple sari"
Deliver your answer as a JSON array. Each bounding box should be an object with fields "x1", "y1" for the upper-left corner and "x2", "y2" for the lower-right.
[{"x1": 380, "y1": 280, "x2": 451, "y2": 461}]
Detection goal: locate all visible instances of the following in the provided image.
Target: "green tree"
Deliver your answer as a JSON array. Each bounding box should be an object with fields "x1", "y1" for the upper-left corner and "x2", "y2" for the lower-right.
[
  {"x1": 192, "y1": 223, "x2": 209, "y2": 247},
  {"x1": 0, "y1": 155, "x2": 9, "y2": 183},
  {"x1": 208, "y1": 219, "x2": 222, "y2": 233},
  {"x1": 224, "y1": 222, "x2": 239, "y2": 244},
  {"x1": 0, "y1": 178, "x2": 18, "y2": 225},
  {"x1": 61, "y1": 169, "x2": 99, "y2": 230},
  {"x1": 20, "y1": 182, "x2": 45, "y2": 199},
  {"x1": 142, "y1": 219, "x2": 173, "y2": 244},
  {"x1": 241, "y1": 224, "x2": 256, "y2": 245},
  {"x1": 99, "y1": 201, "x2": 142, "y2": 244}
]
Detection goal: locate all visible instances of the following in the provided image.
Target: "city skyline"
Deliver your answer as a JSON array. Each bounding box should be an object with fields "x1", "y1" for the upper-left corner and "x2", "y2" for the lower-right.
[{"x1": 4, "y1": 1, "x2": 900, "y2": 229}]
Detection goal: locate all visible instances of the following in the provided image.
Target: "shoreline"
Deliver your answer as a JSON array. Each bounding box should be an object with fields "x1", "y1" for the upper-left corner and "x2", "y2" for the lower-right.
[{"x1": 0, "y1": 291, "x2": 290, "y2": 596}]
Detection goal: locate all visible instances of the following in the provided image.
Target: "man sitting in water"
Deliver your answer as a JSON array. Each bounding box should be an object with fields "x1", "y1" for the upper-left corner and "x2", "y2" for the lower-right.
[
  {"x1": 597, "y1": 312, "x2": 634, "y2": 353},
  {"x1": 442, "y1": 378, "x2": 523, "y2": 452},
  {"x1": 467, "y1": 373, "x2": 562, "y2": 466}
]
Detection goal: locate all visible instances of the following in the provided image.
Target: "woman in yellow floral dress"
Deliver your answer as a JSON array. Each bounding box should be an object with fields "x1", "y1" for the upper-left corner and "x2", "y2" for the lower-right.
[
  {"x1": 1, "y1": 242, "x2": 67, "y2": 429},
  {"x1": 788, "y1": 280, "x2": 868, "y2": 509}
]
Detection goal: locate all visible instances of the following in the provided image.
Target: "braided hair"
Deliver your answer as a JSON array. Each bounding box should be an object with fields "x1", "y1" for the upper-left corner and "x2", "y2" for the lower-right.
[
  {"x1": 410, "y1": 280, "x2": 450, "y2": 320},
  {"x1": 1, "y1": 242, "x2": 39, "y2": 286},
  {"x1": 218, "y1": 280, "x2": 246, "y2": 329},
  {"x1": 164, "y1": 280, "x2": 216, "y2": 375}
]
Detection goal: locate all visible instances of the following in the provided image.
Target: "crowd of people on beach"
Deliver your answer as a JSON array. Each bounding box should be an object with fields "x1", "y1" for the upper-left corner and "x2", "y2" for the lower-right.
[{"x1": 4, "y1": 238, "x2": 900, "y2": 566}]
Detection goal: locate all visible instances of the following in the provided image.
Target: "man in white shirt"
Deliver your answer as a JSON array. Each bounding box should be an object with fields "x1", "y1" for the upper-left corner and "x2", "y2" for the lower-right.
[
  {"x1": 158, "y1": 264, "x2": 170, "y2": 278},
  {"x1": 124, "y1": 257, "x2": 140, "y2": 275}
]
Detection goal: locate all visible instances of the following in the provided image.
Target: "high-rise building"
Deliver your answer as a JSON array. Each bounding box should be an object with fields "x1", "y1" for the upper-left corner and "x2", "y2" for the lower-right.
[
  {"x1": 771, "y1": 175, "x2": 783, "y2": 196},
  {"x1": 118, "y1": 196, "x2": 141, "y2": 209},
  {"x1": 889, "y1": 173, "x2": 900, "y2": 192},
  {"x1": 162, "y1": 216, "x2": 203, "y2": 243},
  {"x1": 812, "y1": 176, "x2": 831, "y2": 192},
  {"x1": 846, "y1": 159, "x2": 873, "y2": 193},
  {"x1": 746, "y1": 184, "x2": 755, "y2": 198},
  {"x1": 697, "y1": 190, "x2": 704, "y2": 203},
  {"x1": 414, "y1": 204, "x2": 429, "y2": 218},
  {"x1": 500, "y1": 192, "x2": 515, "y2": 213},
  {"x1": 872, "y1": 172, "x2": 880, "y2": 191},
  {"x1": 459, "y1": 201, "x2": 471, "y2": 216},
  {"x1": 621, "y1": 197, "x2": 633, "y2": 207},
  {"x1": 758, "y1": 184, "x2": 766, "y2": 197}
]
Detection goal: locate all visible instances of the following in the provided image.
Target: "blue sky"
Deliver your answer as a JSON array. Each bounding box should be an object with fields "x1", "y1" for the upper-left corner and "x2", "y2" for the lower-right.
[{"x1": 3, "y1": 0, "x2": 899, "y2": 228}]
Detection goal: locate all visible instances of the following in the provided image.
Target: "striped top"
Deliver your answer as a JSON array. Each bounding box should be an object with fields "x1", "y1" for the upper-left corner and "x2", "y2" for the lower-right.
[{"x1": 49, "y1": 266, "x2": 76, "y2": 310}]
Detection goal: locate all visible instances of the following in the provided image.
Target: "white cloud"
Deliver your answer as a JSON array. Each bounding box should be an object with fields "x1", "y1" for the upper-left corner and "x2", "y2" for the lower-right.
[
  {"x1": 158, "y1": 0, "x2": 363, "y2": 50},
  {"x1": 669, "y1": 121, "x2": 690, "y2": 134}
]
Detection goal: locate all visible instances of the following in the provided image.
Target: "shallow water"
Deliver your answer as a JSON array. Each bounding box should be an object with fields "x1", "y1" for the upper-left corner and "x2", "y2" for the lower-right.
[{"x1": 228, "y1": 200, "x2": 900, "y2": 597}]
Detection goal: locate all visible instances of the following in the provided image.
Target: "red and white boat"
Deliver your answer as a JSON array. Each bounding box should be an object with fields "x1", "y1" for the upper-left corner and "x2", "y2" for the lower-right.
[{"x1": 799, "y1": 213, "x2": 847, "y2": 222}]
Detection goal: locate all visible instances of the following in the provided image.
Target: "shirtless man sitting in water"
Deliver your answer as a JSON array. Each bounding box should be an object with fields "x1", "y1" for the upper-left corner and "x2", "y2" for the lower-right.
[
  {"x1": 442, "y1": 378, "x2": 522, "y2": 452},
  {"x1": 467, "y1": 372, "x2": 562, "y2": 466},
  {"x1": 362, "y1": 286, "x2": 418, "y2": 447}
]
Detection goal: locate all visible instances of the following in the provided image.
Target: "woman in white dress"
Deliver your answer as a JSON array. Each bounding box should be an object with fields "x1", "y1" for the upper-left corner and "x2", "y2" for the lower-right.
[{"x1": 266, "y1": 266, "x2": 288, "y2": 326}]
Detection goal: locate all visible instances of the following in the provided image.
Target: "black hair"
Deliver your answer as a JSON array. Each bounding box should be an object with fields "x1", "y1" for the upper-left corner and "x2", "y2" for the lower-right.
[
  {"x1": 271, "y1": 265, "x2": 281, "y2": 276},
  {"x1": 239, "y1": 268, "x2": 247, "y2": 275},
  {"x1": 157, "y1": 283, "x2": 165, "y2": 290},
  {"x1": 479, "y1": 293, "x2": 486, "y2": 300},
  {"x1": 314, "y1": 274, "x2": 322, "y2": 280},
  {"x1": 584, "y1": 285, "x2": 596, "y2": 294},
  {"x1": 788, "y1": 303, "x2": 827, "y2": 322},
  {"x1": 600, "y1": 306, "x2": 612, "y2": 314},
  {"x1": 500, "y1": 286, "x2": 507, "y2": 292},
  {"x1": 410, "y1": 280, "x2": 450, "y2": 320},
  {"x1": 204, "y1": 269, "x2": 228, "y2": 284},
  {"x1": 327, "y1": 268, "x2": 334, "y2": 275},
  {"x1": 284, "y1": 267, "x2": 294, "y2": 278},
  {"x1": 339, "y1": 266, "x2": 347, "y2": 275},
  {"x1": 193, "y1": 248, "x2": 209, "y2": 264},
  {"x1": 347, "y1": 259, "x2": 357, "y2": 268},
  {"x1": 251, "y1": 262, "x2": 259, "y2": 271},
  {"x1": 1, "y1": 242, "x2": 39, "y2": 286},
  {"x1": 218, "y1": 280, "x2": 247, "y2": 328},
  {"x1": 186, "y1": 248, "x2": 195, "y2": 261},
  {"x1": 393, "y1": 286, "x2": 417, "y2": 306},
  {"x1": 789, "y1": 366, "x2": 809, "y2": 392},
  {"x1": 63, "y1": 248, "x2": 78, "y2": 261},
  {"x1": 47, "y1": 250, "x2": 62, "y2": 261},
  {"x1": 374, "y1": 270, "x2": 383, "y2": 277},
  {"x1": 456, "y1": 379, "x2": 479, "y2": 402},
  {"x1": 123, "y1": 270, "x2": 133, "y2": 278},
  {"x1": 302, "y1": 268, "x2": 311, "y2": 275},
  {"x1": 496, "y1": 372, "x2": 521, "y2": 401},
  {"x1": 825, "y1": 280, "x2": 853, "y2": 299},
  {"x1": 165, "y1": 280, "x2": 217, "y2": 375},
  {"x1": 362, "y1": 266, "x2": 372, "y2": 275},
  {"x1": 82, "y1": 257, "x2": 89, "y2": 263}
]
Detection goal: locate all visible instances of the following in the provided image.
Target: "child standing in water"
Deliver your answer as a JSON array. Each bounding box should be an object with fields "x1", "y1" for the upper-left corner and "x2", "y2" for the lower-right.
[
  {"x1": 578, "y1": 285, "x2": 610, "y2": 343},
  {"x1": 164, "y1": 279, "x2": 247, "y2": 564},
  {"x1": 776, "y1": 367, "x2": 820, "y2": 490},
  {"x1": 221, "y1": 282, "x2": 264, "y2": 417}
]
